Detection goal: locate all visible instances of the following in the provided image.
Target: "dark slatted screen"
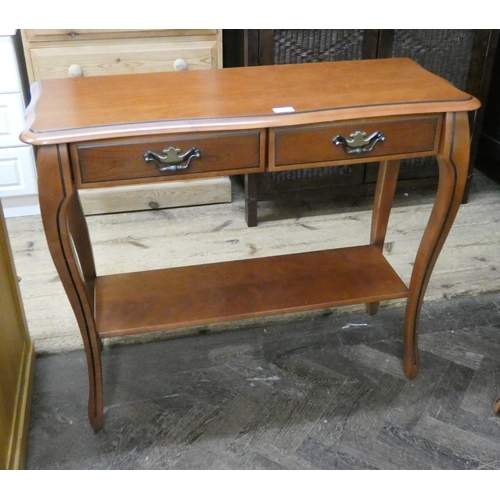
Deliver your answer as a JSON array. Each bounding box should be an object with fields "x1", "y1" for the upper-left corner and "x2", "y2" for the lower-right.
[
  {"x1": 391, "y1": 29, "x2": 475, "y2": 91},
  {"x1": 273, "y1": 30, "x2": 366, "y2": 64}
]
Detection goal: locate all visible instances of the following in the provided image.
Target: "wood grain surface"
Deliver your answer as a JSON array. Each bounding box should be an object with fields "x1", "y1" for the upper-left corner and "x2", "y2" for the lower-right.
[{"x1": 21, "y1": 58, "x2": 479, "y2": 145}]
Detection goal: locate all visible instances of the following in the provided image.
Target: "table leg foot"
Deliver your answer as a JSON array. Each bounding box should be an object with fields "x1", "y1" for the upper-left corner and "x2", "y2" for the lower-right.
[
  {"x1": 403, "y1": 339, "x2": 420, "y2": 380},
  {"x1": 90, "y1": 410, "x2": 103, "y2": 432},
  {"x1": 404, "y1": 292, "x2": 421, "y2": 380},
  {"x1": 494, "y1": 397, "x2": 500, "y2": 415},
  {"x1": 245, "y1": 174, "x2": 258, "y2": 227},
  {"x1": 86, "y1": 338, "x2": 104, "y2": 431}
]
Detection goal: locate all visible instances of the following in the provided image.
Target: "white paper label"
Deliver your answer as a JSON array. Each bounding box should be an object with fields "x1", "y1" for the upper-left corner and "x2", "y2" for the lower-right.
[{"x1": 272, "y1": 106, "x2": 295, "y2": 113}]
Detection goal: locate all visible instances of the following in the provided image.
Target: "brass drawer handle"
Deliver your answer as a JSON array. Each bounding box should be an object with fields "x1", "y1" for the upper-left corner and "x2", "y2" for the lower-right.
[
  {"x1": 143, "y1": 146, "x2": 200, "y2": 173},
  {"x1": 332, "y1": 131, "x2": 385, "y2": 154}
]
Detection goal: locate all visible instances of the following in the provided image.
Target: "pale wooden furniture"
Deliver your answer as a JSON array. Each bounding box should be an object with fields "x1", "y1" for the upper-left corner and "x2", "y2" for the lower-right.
[
  {"x1": 21, "y1": 59, "x2": 480, "y2": 431},
  {"x1": 0, "y1": 199, "x2": 35, "y2": 469},
  {"x1": 0, "y1": 31, "x2": 38, "y2": 217},
  {"x1": 20, "y1": 29, "x2": 229, "y2": 215},
  {"x1": 21, "y1": 29, "x2": 223, "y2": 82}
]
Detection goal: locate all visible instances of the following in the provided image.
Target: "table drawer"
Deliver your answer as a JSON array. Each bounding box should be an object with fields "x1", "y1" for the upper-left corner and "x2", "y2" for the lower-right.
[
  {"x1": 29, "y1": 40, "x2": 219, "y2": 80},
  {"x1": 270, "y1": 115, "x2": 441, "y2": 170},
  {"x1": 73, "y1": 130, "x2": 265, "y2": 187}
]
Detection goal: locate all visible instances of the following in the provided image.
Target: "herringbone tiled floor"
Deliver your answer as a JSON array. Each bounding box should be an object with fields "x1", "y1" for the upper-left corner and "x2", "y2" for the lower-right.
[{"x1": 26, "y1": 291, "x2": 500, "y2": 469}]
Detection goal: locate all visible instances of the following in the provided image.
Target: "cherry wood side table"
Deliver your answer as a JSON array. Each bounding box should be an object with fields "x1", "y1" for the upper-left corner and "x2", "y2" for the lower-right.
[{"x1": 21, "y1": 59, "x2": 480, "y2": 431}]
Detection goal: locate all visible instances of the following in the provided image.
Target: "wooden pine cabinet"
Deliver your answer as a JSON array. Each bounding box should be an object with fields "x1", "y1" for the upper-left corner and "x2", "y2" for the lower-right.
[
  {"x1": 223, "y1": 29, "x2": 499, "y2": 202},
  {"x1": 0, "y1": 199, "x2": 35, "y2": 469},
  {"x1": 21, "y1": 29, "x2": 230, "y2": 215}
]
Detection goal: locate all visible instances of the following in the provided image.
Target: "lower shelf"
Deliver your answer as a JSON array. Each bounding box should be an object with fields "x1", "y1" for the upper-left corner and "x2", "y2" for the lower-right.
[{"x1": 95, "y1": 244, "x2": 409, "y2": 337}]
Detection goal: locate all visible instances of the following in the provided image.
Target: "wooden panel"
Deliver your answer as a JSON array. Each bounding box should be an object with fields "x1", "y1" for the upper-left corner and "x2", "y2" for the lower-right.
[
  {"x1": 78, "y1": 177, "x2": 232, "y2": 215},
  {"x1": 74, "y1": 130, "x2": 265, "y2": 186},
  {"x1": 95, "y1": 245, "x2": 409, "y2": 337},
  {"x1": 271, "y1": 116, "x2": 441, "y2": 170}
]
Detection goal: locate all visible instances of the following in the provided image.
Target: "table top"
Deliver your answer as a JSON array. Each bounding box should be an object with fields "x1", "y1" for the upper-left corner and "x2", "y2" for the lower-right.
[{"x1": 21, "y1": 58, "x2": 480, "y2": 146}]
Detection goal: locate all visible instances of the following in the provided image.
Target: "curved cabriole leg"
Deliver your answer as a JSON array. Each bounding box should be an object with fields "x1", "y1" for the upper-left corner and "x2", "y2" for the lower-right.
[
  {"x1": 403, "y1": 112, "x2": 471, "y2": 380},
  {"x1": 366, "y1": 159, "x2": 401, "y2": 316},
  {"x1": 37, "y1": 145, "x2": 103, "y2": 431}
]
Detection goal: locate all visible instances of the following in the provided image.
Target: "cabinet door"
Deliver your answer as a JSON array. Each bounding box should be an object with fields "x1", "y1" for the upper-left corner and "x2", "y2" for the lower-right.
[{"x1": 0, "y1": 147, "x2": 37, "y2": 198}]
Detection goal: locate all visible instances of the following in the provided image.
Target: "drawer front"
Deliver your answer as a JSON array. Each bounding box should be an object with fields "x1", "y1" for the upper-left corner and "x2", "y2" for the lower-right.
[
  {"x1": 73, "y1": 131, "x2": 265, "y2": 187},
  {"x1": 23, "y1": 29, "x2": 218, "y2": 43},
  {"x1": 30, "y1": 40, "x2": 219, "y2": 80},
  {"x1": 270, "y1": 115, "x2": 441, "y2": 170}
]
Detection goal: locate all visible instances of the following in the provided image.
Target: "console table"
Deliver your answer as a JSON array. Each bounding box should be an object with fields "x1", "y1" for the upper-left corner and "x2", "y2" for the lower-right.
[{"x1": 21, "y1": 59, "x2": 480, "y2": 431}]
